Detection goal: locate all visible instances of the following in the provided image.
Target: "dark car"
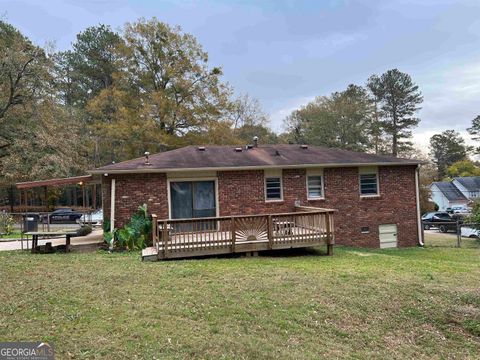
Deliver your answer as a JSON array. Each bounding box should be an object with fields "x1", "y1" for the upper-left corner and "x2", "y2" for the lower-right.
[
  {"x1": 421, "y1": 211, "x2": 462, "y2": 233},
  {"x1": 41, "y1": 208, "x2": 83, "y2": 223}
]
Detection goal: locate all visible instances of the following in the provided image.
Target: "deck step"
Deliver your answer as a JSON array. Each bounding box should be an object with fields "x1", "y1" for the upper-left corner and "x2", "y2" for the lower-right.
[{"x1": 142, "y1": 246, "x2": 158, "y2": 261}]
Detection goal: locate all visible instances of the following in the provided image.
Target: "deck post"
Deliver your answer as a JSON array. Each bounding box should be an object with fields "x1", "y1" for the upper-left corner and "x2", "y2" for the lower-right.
[
  {"x1": 162, "y1": 220, "x2": 168, "y2": 258},
  {"x1": 231, "y1": 217, "x2": 236, "y2": 253},
  {"x1": 151, "y1": 214, "x2": 157, "y2": 248},
  {"x1": 326, "y1": 212, "x2": 334, "y2": 256},
  {"x1": 267, "y1": 215, "x2": 273, "y2": 250}
]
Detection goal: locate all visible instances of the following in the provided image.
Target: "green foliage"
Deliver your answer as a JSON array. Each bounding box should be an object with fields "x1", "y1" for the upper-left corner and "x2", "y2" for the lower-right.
[
  {"x1": 467, "y1": 115, "x2": 480, "y2": 153},
  {"x1": 0, "y1": 211, "x2": 14, "y2": 235},
  {"x1": 284, "y1": 84, "x2": 375, "y2": 152},
  {"x1": 76, "y1": 225, "x2": 93, "y2": 237},
  {"x1": 103, "y1": 228, "x2": 116, "y2": 248},
  {"x1": 446, "y1": 159, "x2": 480, "y2": 178},
  {"x1": 109, "y1": 203, "x2": 152, "y2": 251},
  {"x1": 367, "y1": 69, "x2": 423, "y2": 156},
  {"x1": 429, "y1": 130, "x2": 470, "y2": 178},
  {"x1": 466, "y1": 199, "x2": 480, "y2": 224}
]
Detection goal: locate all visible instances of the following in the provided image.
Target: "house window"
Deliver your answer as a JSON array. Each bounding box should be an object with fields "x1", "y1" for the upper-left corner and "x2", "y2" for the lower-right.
[
  {"x1": 359, "y1": 167, "x2": 379, "y2": 196},
  {"x1": 265, "y1": 170, "x2": 283, "y2": 201},
  {"x1": 307, "y1": 170, "x2": 324, "y2": 199}
]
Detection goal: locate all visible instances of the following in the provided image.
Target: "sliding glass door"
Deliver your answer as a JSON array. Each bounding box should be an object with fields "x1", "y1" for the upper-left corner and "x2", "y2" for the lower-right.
[{"x1": 170, "y1": 180, "x2": 216, "y2": 220}]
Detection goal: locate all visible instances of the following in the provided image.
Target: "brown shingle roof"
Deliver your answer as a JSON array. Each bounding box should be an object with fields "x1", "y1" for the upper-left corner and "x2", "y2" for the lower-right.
[{"x1": 90, "y1": 144, "x2": 421, "y2": 173}]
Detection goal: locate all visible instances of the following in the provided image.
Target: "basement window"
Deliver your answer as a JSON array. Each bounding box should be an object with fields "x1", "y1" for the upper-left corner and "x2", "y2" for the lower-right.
[{"x1": 265, "y1": 170, "x2": 283, "y2": 201}]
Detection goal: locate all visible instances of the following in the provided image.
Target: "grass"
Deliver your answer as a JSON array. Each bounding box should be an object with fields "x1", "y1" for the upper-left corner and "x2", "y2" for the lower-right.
[
  {"x1": 0, "y1": 245, "x2": 479, "y2": 359},
  {"x1": 424, "y1": 230, "x2": 480, "y2": 248},
  {"x1": 0, "y1": 231, "x2": 23, "y2": 240}
]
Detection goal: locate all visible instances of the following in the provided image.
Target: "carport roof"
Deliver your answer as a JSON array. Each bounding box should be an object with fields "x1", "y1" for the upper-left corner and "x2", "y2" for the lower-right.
[{"x1": 16, "y1": 175, "x2": 94, "y2": 189}]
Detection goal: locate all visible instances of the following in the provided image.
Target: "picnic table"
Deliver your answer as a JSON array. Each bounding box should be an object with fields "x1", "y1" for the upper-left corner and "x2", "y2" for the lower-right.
[{"x1": 24, "y1": 231, "x2": 77, "y2": 253}]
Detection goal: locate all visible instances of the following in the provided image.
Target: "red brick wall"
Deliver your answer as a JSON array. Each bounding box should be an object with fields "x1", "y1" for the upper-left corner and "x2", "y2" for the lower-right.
[
  {"x1": 102, "y1": 173, "x2": 168, "y2": 228},
  {"x1": 217, "y1": 166, "x2": 419, "y2": 247},
  {"x1": 102, "y1": 165, "x2": 419, "y2": 247}
]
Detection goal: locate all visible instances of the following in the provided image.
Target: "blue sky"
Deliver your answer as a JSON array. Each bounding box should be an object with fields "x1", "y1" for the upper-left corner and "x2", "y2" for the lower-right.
[{"x1": 2, "y1": 0, "x2": 480, "y2": 152}]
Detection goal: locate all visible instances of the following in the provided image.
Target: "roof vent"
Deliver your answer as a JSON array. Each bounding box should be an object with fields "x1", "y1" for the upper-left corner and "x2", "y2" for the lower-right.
[
  {"x1": 300, "y1": 144, "x2": 308, "y2": 149},
  {"x1": 197, "y1": 146, "x2": 206, "y2": 151},
  {"x1": 234, "y1": 147, "x2": 243, "y2": 152},
  {"x1": 144, "y1": 151, "x2": 151, "y2": 165}
]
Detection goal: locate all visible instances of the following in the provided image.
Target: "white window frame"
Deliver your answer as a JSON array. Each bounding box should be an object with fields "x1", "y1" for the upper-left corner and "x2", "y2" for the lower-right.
[
  {"x1": 359, "y1": 166, "x2": 380, "y2": 197},
  {"x1": 306, "y1": 169, "x2": 324, "y2": 200},
  {"x1": 264, "y1": 169, "x2": 283, "y2": 202}
]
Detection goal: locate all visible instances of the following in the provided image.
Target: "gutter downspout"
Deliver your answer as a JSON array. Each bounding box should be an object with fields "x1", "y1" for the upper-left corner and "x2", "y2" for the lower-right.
[
  {"x1": 415, "y1": 164, "x2": 424, "y2": 246},
  {"x1": 110, "y1": 178, "x2": 116, "y2": 251}
]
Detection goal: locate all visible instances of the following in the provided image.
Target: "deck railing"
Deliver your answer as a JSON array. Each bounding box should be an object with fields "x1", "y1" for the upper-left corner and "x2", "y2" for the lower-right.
[{"x1": 151, "y1": 209, "x2": 335, "y2": 259}]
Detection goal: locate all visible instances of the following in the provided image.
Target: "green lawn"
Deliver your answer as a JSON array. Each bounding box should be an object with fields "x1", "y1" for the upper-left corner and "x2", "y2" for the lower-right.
[{"x1": 1, "y1": 246, "x2": 479, "y2": 359}]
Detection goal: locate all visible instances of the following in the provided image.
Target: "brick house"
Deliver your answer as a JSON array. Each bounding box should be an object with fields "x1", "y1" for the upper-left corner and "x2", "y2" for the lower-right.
[{"x1": 90, "y1": 144, "x2": 423, "y2": 249}]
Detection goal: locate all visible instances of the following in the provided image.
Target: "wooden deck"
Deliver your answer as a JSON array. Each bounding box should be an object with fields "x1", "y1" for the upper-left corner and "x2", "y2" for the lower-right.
[{"x1": 142, "y1": 208, "x2": 335, "y2": 260}]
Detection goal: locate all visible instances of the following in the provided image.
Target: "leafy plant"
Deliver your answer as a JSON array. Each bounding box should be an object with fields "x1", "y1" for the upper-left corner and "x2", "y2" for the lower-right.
[
  {"x1": 104, "y1": 228, "x2": 117, "y2": 250},
  {"x1": 466, "y1": 199, "x2": 480, "y2": 226},
  {"x1": 0, "y1": 211, "x2": 14, "y2": 235},
  {"x1": 107, "y1": 204, "x2": 152, "y2": 251},
  {"x1": 76, "y1": 225, "x2": 92, "y2": 237}
]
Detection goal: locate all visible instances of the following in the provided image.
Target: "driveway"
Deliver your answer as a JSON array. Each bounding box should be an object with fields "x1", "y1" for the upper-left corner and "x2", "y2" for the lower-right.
[{"x1": 0, "y1": 229, "x2": 104, "y2": 251}]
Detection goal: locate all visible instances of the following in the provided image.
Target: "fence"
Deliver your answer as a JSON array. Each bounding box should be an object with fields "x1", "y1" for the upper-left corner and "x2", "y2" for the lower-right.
[{"x1": 422, "y1": 220, "x2": 480, "y2": 248}]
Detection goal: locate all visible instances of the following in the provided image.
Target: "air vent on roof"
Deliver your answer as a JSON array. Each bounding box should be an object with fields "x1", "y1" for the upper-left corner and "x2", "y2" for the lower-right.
[
  {"x1": 300, "y1": 144, "x2": 308, "y2": 149},
  {"x1": 197, "y1": 146, "x2": 206, "y2": 151},
  {"x1": 144, "y1": 151, "x2": 151, "y2": 165},
  {"x1": 234, "y1": 147, "x2": 243, "y2": 152}
]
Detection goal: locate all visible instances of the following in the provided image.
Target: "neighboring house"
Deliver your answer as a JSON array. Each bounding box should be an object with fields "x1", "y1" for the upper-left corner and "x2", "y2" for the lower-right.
[
  {"x1": 430, "y1": 182, "x2": 469, "y2": 211},
  {"x1": 91, "y1": 144, "x2": 423, "y2": 251},
  {"x1": 452, "y1": 176, "x2": 480, "y2": 200}
]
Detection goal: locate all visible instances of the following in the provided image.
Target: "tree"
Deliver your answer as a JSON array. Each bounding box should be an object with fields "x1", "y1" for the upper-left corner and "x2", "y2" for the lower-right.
[
  {"x1": 419, "y1": 161, "x2": 438, "y2": 213},
  {"x1": 55, "y1": 25, "x2": 124, "y2": 107},
  {"x1": 283, "y1": 84, "x2": 374, "y2": 151},
  {"x1": 230, "y1": 93, "x2": 268, "y2": 130},
  {"x1": 446, "y1": 159, "x2": 480, "y2": 178},
  {"x1": 0, "y1": 21, "x2": 88, "y2": 183},
  {"x1": 366, "y1": 75, "x2": 387, "y2": 154},
  {"x1": 467, "y1": 115, "x2": 480, "y2": 153},
  {"x1": 121, "y1": 18, "x2": 232, "y2": 137},
  {"x1": 429, "y1": 130, "x2": 470, "y2": 179},
  {"x1": 0, "y1": 21, "x2": 48, "y2": 120},
  {"x1": 367, "y1": 69, "x2": 423, "y2": 156}
]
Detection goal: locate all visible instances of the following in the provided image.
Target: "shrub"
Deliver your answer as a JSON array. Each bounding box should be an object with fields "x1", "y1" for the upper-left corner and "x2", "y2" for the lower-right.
[
  {"x1": 107, "y1": 204, "x2": 152, "y2": 251},
  {"x1": 0, "y1": 211, "x2": 14, "y2": 235},
  {"x1": 77, "y1": 225, "x2": 93, "y2": 237}
]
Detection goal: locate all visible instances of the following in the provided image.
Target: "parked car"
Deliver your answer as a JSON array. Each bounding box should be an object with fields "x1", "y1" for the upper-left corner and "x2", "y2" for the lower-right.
[
  {"x1": 41, "y1": 208, "x2": 83, "y2": 223},
  {"x1": 461, "y1": 226, "x2": 480, "y2": 238},
  {"x1": 446, "y1": 206, "x2": 470, "y2": 214},
  {"x1": 77, "y1": 209, "x2": 103, "y2": 225},
  {"x1": 421, "y1": 212, "x2": 459, "y2": 232}
]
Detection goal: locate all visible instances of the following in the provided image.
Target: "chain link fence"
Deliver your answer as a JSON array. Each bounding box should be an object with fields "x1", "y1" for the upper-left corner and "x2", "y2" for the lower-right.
[{"x1": 422, "y1": 220, "x2": 480, "y2": 248}]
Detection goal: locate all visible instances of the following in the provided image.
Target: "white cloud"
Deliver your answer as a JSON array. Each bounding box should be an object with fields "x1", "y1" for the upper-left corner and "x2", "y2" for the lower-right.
[{"x1": 269, "y1": 96, "x2": 316, "y2": 132}]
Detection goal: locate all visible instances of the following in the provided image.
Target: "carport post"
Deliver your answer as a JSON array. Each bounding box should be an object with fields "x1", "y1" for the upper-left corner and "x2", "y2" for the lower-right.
[
  {"x1": 456, "y1": 220, "x2": 461, "y2": 248},
  {"x1": 109, "y1": 178, "x2": 115, "y2": 251}
]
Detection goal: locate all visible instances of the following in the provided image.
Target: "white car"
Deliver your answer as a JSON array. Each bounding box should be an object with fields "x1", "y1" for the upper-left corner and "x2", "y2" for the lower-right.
[
  {"x1": 461, "y1": 226, "x2": 479, "y2": 238},
  {"x1": 452, "y1": 207, "x2": 470, "y2": 214},
  {"x1": 77, "y1": 209, "x2": 103, "y2": 226}
]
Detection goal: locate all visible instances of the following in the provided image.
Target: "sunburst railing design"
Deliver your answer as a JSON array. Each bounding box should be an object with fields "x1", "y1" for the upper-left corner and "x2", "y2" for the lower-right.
[{"x1": 234, "y1": 216, "x2": 269, "y2": 242}]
